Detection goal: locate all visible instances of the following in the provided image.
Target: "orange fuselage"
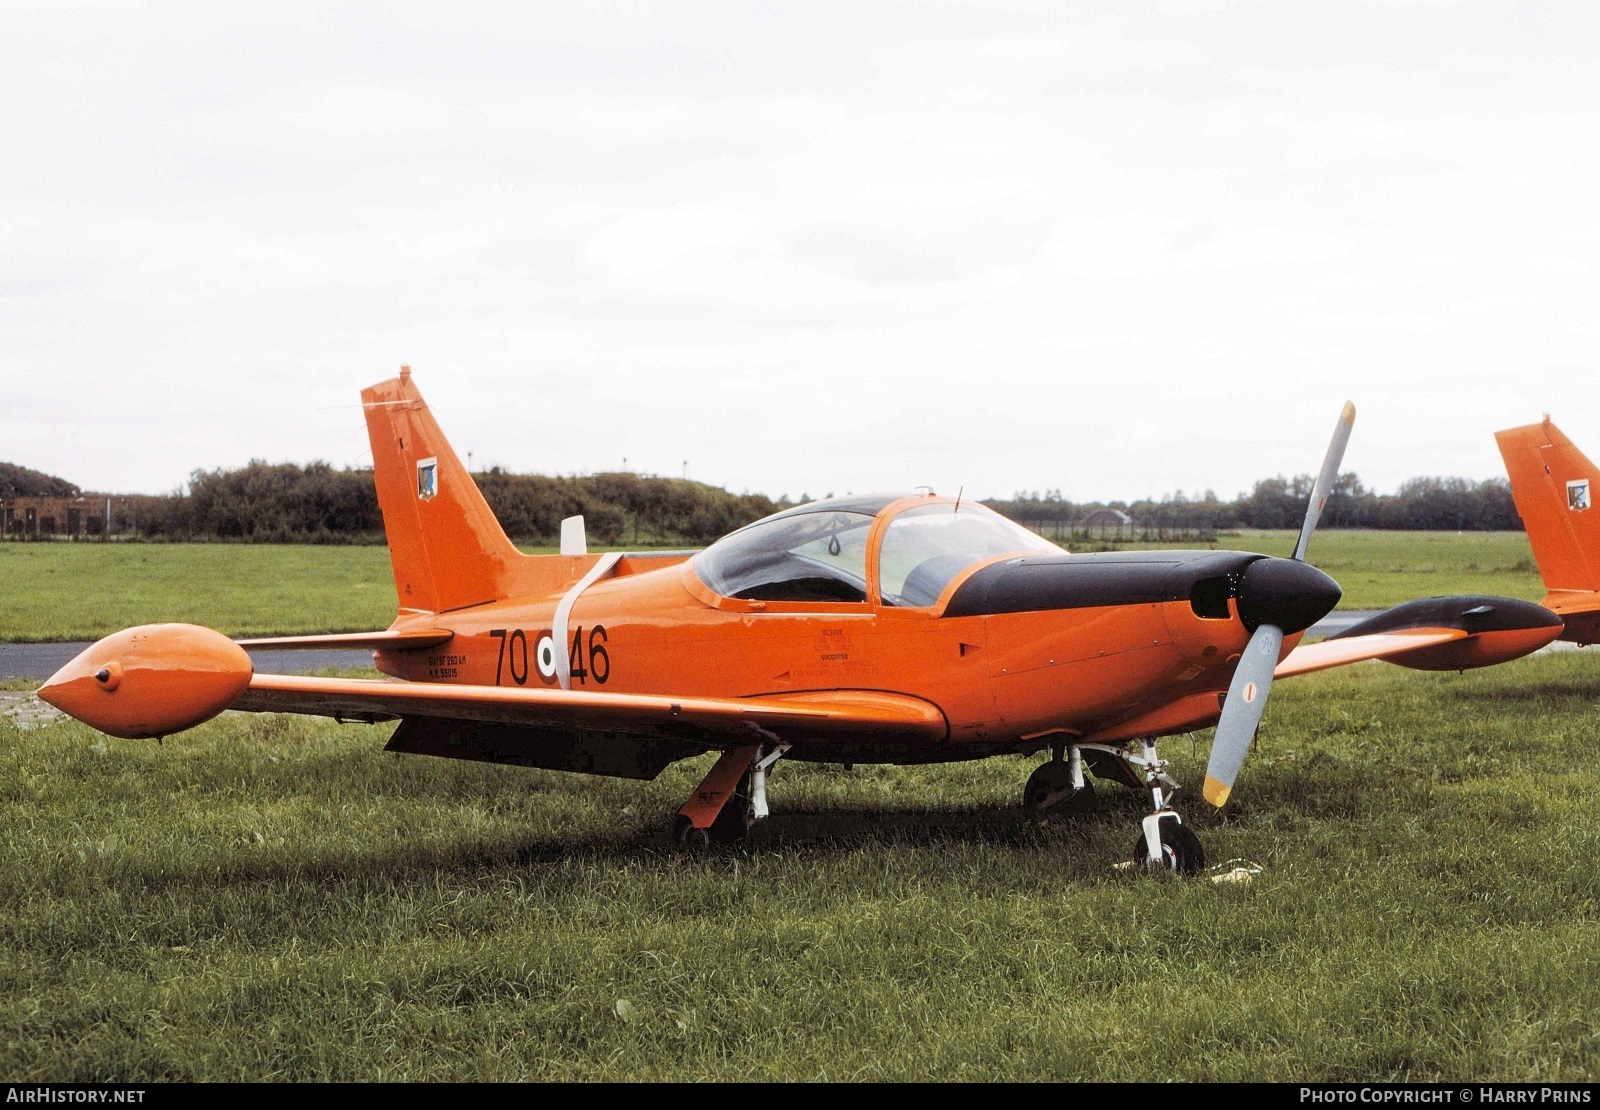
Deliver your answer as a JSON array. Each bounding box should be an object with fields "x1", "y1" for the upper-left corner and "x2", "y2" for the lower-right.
[
  {"x1": 376, "y1": 550, "x2": 1270, "y2": 763},
  {"x1": 344, "y1": 370, "x2": 1334, "y2": 766}
]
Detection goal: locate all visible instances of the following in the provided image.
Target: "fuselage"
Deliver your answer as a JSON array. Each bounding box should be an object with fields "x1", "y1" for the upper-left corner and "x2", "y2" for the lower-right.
[{"x1": 376, "y1": 494, "x2": 1338, "y2": 763}]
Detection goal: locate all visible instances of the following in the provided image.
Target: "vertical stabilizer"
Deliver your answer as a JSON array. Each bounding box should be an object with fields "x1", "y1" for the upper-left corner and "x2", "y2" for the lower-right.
[
  {"x1": 361, "y1": 368, "x2": 537, "y2": 613},
  {"x1": 1495, "y1": 417, "x2": 1600, "y2": 594}
]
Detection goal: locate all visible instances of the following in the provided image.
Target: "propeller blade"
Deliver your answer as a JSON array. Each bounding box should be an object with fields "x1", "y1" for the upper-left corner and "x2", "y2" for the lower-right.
[
  {"x1": 1203, "y1": 622, "x2": 1285, "y2": 807},
  {"x1": 1292, "y1": 400, "x2": 1357, "y2": 562}
]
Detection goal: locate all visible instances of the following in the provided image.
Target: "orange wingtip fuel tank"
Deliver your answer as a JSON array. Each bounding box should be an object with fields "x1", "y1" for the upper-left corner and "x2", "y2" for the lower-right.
[{"x1": 38, "y1": 624, "x2": 253, "y2": 739}]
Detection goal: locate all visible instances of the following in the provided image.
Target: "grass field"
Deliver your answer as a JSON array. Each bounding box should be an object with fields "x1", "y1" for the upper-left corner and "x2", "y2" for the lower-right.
[
  {"x1": 0, "y1": 531, "x2": 1548, "y2": 642},
  {"x1": 2, "y1": 650, "x2": 1597, "y2": 1080},
  {"x1": 1226, "y1": 529, "x2": 1545, "y2": 610},
  {"x1": 1083, "y1": 529, "x2": 1546, "y2": 609},
  {"x1": 0, "y1": 544, "x2": 401, "y2": 642}
]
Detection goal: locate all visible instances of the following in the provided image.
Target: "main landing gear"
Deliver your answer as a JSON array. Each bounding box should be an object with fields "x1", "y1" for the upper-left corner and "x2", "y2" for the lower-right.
[
  {"x1": 668, "y1": 741, "x2": 789, "y2": 852},
  {"x1": 1022, "y1": 743, "x2": 1095, "y2": 817},
  {"x1": 1025, "y1": 737, "x2": 1205, "y2": 875}
]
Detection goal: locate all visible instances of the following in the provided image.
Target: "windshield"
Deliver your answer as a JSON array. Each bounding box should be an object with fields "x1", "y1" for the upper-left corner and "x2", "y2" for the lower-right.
[
  {"x1": 880, "y1": 502, "x2": 1062, "y2": 606},
  {"x1": 694, "y1": 509, "x2": 876, "y2": 603}
]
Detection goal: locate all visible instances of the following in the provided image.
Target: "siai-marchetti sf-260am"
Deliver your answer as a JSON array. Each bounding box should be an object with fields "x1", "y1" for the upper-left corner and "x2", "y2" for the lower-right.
[{"x1": 41, "y1": 371, "x2": 1562, "y2": 871}]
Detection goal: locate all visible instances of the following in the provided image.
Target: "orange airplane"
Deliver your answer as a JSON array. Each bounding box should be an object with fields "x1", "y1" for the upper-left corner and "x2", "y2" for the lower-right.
[
  {"x1": 38, "y1": 370, "x2": 1563, "y2": 873},
  {"x1": 1495, "y1": 416, "x2": 1600, "y2": 644}
]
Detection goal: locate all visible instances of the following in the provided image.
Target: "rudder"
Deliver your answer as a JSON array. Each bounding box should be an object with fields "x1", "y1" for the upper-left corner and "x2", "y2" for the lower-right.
[
  {"x1": 1495, "y1": 417, "x2": 1600, "y2": 593},
  {"x1": 362, "y1": 367, "x2": 532, "y2": 613}
]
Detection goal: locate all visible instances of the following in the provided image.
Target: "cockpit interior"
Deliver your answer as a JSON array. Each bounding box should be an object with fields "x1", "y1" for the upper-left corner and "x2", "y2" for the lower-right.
[{"x1": 693, "y1": 494, "x2": 1061, "y2": 607}]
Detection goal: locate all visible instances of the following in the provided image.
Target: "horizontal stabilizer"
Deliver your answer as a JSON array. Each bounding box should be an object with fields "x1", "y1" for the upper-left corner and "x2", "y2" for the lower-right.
[{"x1": 236, "y1": 629, "x2": 453, "y2": 651}]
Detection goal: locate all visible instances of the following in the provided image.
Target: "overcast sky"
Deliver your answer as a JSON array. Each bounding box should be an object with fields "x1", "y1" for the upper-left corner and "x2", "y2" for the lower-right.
[{"x1": 3, "y1": 1, "x2": 1597, "y2": 505}]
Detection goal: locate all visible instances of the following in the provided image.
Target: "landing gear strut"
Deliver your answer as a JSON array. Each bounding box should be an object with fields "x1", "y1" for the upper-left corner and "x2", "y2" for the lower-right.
[
  {"x1": 670, "y1": 741, "x2": 789, "y2": 850},
  {"x1": 1128, "y1": 737, "x2": 1204, "y2": 874}
]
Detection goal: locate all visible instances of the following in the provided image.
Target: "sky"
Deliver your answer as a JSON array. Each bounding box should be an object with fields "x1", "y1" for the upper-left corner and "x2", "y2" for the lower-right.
[{"x1": 3, "y1": 0, "x2": 1598, "y2": 505}]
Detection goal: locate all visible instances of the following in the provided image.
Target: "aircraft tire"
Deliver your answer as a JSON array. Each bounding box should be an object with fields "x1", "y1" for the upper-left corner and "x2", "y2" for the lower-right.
[
  {"x1": 709, "y1": 790, "x2": 756, "y2": 844},
  {"x1": 669, "y1": 814, "x2": 711, "y2": 854},
  {"x1": 1133, "y1": 822, "x2": 1205, "y2": 875},
  {"x1": 1057, "y1": 780, "x2": 1095, "y2": 816},
  {"x1": 1023, "y1": 762, "x2": 1094, "y2": 816}
]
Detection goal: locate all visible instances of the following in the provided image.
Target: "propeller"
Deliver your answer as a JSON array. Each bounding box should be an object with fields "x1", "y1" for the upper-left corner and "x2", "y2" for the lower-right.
[
  {"x1": 1293, "y1": 401, "x2": 1357, "y2": 563},
  {"x1": 1202, "y1": 401, "x2": 1355, "y2": 808}
]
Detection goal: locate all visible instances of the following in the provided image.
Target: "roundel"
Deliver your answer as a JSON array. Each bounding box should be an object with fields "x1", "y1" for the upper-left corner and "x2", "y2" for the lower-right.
[{"x1": 536, "y1": 634, "x2": 558, "y2": 679}]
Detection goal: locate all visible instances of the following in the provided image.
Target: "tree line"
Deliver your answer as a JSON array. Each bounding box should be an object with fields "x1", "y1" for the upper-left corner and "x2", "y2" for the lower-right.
[
  {"x1": 989, "y1": 472, "x2": 1521, "y2": 540},
  {"x1": 5, "y1": 458, "x2": 1525, "y2": 543},
  {"x1": 100, "y1": 461, "x2": 785, "y2": 545},
  {"x1": 0, "y1": 461, "x2": 79, "y2": 499}
]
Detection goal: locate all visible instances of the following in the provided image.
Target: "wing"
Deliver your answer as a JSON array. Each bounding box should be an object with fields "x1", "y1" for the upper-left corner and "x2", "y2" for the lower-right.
[
  {"x1": 239, "y1": 675, "x2": 948, "y2": 780},
  {"x1": 235, "y1": 674, "x2": 946, "y2": 743},
  {"x1": 1277, "y1": 594, "x2": 1563, "y2": 678},
  {"x1": 1544, "y1": 590, "x2": 1600, "y2": 617},
  {"x1": 41, "y1": 623, "x2": 948, "y2": 780},
  {"x1": 39, "y1": 619, "x2": 945, "y2": 745},
  {"x1": 1275, "y1": 627, "x2": 1471, "y2": 678}
]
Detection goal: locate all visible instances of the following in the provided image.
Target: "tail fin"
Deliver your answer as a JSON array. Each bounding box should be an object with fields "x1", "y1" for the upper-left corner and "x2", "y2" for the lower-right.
[
  {"x1": 362, "y1": 368, "x2": 550, "y2": 612},
  {"x1": 1495, "y1": 417, "x2": 1600, "y2": 593}
]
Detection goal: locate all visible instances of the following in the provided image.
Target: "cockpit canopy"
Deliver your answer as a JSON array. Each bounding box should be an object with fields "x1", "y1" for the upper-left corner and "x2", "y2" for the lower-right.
[{"x1": 693, "y1": 494, "x2": 1061, "y2": 607}]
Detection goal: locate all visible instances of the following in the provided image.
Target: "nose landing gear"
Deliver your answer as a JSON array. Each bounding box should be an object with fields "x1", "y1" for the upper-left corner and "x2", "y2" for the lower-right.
[
  {"x1": 1134, "y1": 817, "x2": 1204, "y2": 874},
  {"x1": 1024, "y1": 736, "x2": 1206, "y2": 875}
]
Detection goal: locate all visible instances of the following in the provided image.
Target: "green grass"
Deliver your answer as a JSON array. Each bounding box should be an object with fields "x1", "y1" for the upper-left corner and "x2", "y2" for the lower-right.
[
  {"x1": 3, "y1": 651, "x2": 1598, "y2": 1080},
  {"x1": 0, "y1": 544, "x2": 401, "y2": 642},
  {"x1": 1077, "y1": 529, "x2": 1545, "y2": 610},
  {"x1": 0, "y1": 531, "x2": 1550, "y2": 643},
  {"x1": 1232, "y1": 529, "x2": 1546, "y2": 609}
]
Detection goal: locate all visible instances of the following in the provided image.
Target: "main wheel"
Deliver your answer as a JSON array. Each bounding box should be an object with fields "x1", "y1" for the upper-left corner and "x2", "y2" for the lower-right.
[
  {"x1": 1132, "y1": 821, "x2": 1205, "y2": 875},
  {"x1": 669, "y1": 814, "x2": 711, "y2": 854},
  {"x1": 709, "y1": 791, "x2": 756, "y2": 844},
  {"x1": 1023, "y1": 761, "x2": 1095, "y2": 817}
]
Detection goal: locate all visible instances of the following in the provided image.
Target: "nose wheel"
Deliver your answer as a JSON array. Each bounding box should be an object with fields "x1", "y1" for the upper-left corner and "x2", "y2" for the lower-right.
[{"x1": 1133, "y1": 816, "x2": 1205, "y2": 874}]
